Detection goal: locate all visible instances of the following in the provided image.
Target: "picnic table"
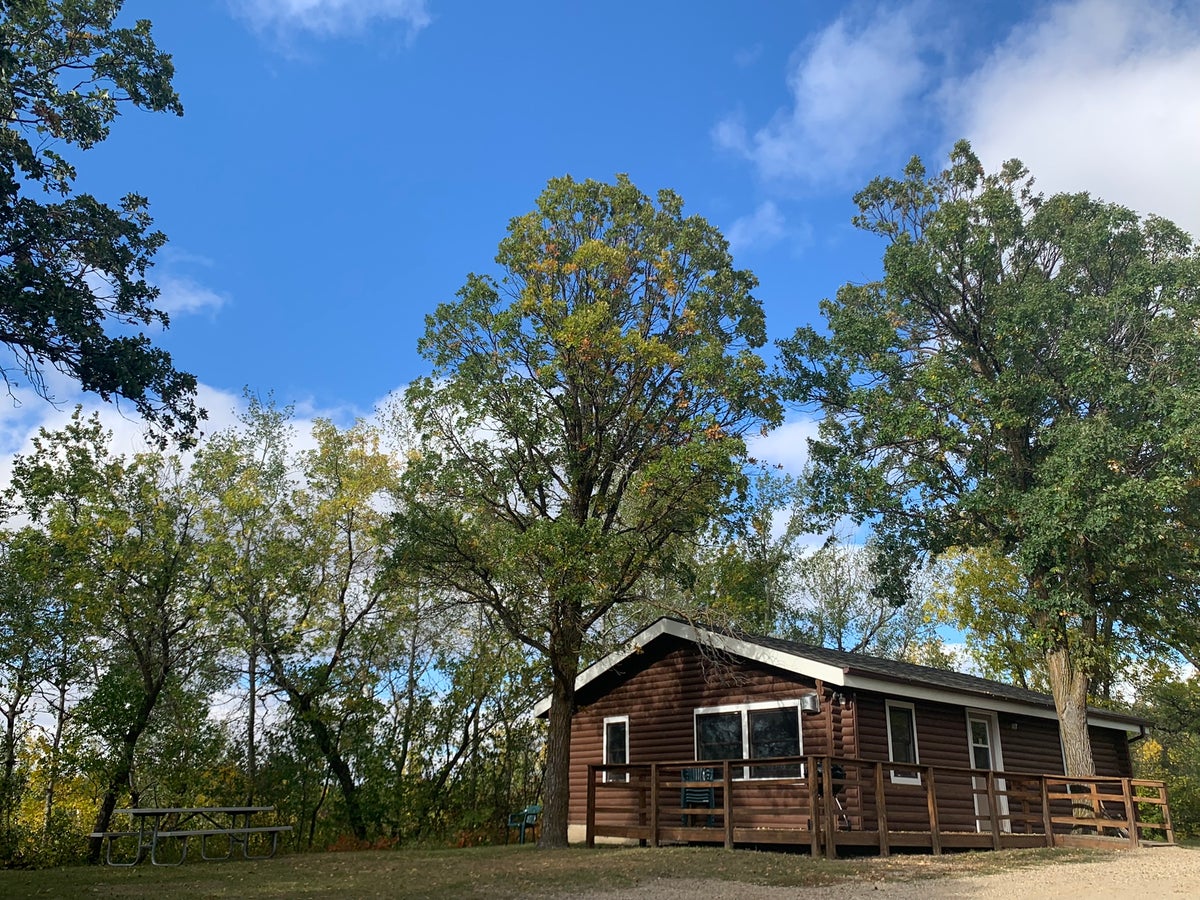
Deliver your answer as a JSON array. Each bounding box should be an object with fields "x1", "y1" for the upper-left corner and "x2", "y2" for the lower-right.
[{"x1": 89, "y1": 806, "x2": 292, "y2": 866}]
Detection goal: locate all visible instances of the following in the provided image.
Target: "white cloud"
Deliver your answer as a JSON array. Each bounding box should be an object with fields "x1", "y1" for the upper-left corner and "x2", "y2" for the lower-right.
[
  {"x1": 0, "y1": 378, "x2": 406, "y2": 506},
  {"x1": 715, "y1": 4, "x2": 938, "y2": 185},
  {"x1": 748, "y1": 416, "x2": 821, "y2": 477},
  {"x1": 234, "y1": 0, "x2": 431, "y2": 38},
  {"x1": 719, "y1": 0, "x2": 1200, "y2": 238},
  {"x1": 155, "y1": 274, "x2": 228, "y2": 316},
  {"x1": 726, "y1": 201, "x2": 787, "y2": 253},
  {"x1": 947, "y1": 0, "x2": 1200, "y2": 238}
]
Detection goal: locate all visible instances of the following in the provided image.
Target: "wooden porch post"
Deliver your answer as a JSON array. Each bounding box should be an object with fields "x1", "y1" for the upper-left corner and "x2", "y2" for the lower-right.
[
  {"x1": 822, "y1": 756, "x2": 838, "y2": 859},
  {"x1": 649, "y1": 763, "x2": 659, "y2": 848},
  {"x1": 875, "y1": 762, "x2": 890, "y2": 857},
  {"x1": 807, "y1": 755, "x2": 820, "y2": 858},
  {"x1": 1040, "y1": 777, "x2": 1054, "y2": 847},
  {"x1": 1161, "y1": 783, "x2": 1175, "y2": 844},
  {"x1": 1122, "y1": 779, "x2": 1138, "y2": 849},
  {"x1": 925, "y1": 766, "x2": 941, "y2": 855},
  {"x1": 722, "y1": 760, "x2": 734, "y2": 849},
  {"x1": 986, "y1": 771, "x2": 1001, "y2": 850},
  {"x1": 586, "y1": 765, "x2": 596, "y2": 848}
]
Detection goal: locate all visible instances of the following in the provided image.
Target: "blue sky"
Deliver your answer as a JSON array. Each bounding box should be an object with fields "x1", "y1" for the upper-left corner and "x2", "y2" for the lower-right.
[{"x1": 3, "y1": 0, "x2": 1200, "y2": 470}]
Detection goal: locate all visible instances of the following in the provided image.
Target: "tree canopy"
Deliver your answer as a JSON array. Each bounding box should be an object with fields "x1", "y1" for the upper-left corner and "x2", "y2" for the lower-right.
[
  {"x1": 781, "y1": 140, "x2": 1200, "y2": 777},
  {"x1": 391, "y1": 174, "x2": 781, "y2": 845},
  {"x1": 0, "y1": 0, "x2": 201, "y2": 444}
]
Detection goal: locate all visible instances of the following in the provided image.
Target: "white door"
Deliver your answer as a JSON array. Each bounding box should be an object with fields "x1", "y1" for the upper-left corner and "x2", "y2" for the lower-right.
[{"x1": 967, "y1": 711, "x2": 1010, "y2": 833}]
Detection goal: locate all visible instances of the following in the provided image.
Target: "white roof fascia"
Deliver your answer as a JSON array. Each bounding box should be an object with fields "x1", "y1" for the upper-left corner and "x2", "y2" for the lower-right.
[
  {"x1": 530, "y1": 618, "x2": 847, "y2": 718},
  {"x1": 842, "y1": 674, "x2": 1141, "y2": 734},
  {"x1": 683, "y1": 623, "x2": 849, "y2": 686}
]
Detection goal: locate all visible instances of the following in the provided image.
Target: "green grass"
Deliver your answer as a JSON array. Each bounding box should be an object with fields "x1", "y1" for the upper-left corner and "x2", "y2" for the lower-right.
[{"x1": 0, "y1": 844, "x2": 1109, "y2": 900}]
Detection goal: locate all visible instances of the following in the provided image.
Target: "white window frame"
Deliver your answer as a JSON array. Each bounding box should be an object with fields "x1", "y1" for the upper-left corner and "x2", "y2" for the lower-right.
[
  {"x1": 602, "y1": 715, "x2": 630, "y2": 783},
  {"x1": 693, "y1": 699, "x2": 804, "y2": 780},
  {"x1": 885, "y1": 699, "x2": 922, "y2": 785}
]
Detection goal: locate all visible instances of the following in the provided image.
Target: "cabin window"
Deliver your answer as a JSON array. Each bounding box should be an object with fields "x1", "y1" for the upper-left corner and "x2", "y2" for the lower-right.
[
  {"x1": 885, "y1": 700, "x2": 921, "y2": 784},
  {"x1": 603, "y1": 716, "x2": 629, "y2": 783},
  {"x1": 694, "y1": 701, "x2": 803, "y2": 779}
]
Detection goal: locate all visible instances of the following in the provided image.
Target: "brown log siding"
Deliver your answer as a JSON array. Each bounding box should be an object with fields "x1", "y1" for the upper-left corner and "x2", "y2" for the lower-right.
[{"x1": 567, "y1": 637, "x2": 1134, "y2": 831}]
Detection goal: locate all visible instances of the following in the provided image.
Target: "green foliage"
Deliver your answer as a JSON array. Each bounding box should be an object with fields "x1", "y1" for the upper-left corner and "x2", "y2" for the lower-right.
[
  {"x1": 0, "y1": 1, "x2": 200, "y2": 444},
  {"x1": 1132, "y1": 668, "x2": 1200, "y2": 837},
  {"x1": 782, "y1": 536, "x2": 951, "y2": 666},
  {"x1": 690, "y1": 471, "x2": 805, "y2": 634},
  {"x1": 931, "y1": 546, "x2": 1049, "y2": 691},
  {"x1": 393, "y1": 173, "x2": 780, "y2": 845},
  {"x1": 0, "y1": 403, "x2": 556, "y2": 865},
  {"x1": 782, "y1": 140, "x2": 1200, "y2": 773}
]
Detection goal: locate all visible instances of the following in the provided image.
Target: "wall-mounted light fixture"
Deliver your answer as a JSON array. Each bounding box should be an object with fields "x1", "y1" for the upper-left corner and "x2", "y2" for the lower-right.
[{"x1": 799, "y1": 693, "x2": 821, "y2": 714}]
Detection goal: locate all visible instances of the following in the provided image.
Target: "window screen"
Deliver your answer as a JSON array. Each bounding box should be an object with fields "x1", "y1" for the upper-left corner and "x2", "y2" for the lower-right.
[
  {"x1": 604, "y1": 718, "x2": 628, "y2": 782},
  {"x1": 749, "y1": 707, "x2": 801, "y2": 778},
  {"x1": 696, "y1": 712, "x2": 742, "y2": 761},
  {"x1": 886, "y1": 702, "x2": 920, "y2": 784}
]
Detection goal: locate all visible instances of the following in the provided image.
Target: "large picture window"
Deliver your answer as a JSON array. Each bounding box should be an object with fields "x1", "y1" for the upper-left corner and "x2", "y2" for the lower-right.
[
  {"x1": 885, "y1": 700, "x2": 921, "y2": 784},
  {"x1": 694, "y1": 701, "x2": 803, "y2": 779}
]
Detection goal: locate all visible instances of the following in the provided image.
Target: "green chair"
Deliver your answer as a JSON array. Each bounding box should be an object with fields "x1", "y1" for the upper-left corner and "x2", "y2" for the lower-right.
[
  {"x1": 506, "y1": 804, "x2": 541, "y2": 844},
  {"x1": 680, "y1": 767, "x2": 715, "y2": 826}
]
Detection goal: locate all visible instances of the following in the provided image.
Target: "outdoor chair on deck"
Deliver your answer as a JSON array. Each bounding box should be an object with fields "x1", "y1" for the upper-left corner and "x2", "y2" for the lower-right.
[
  {"x1": 506, "y1": 804, "x2": 541, "y2": 844},
  {"x1": 815, "y1": 760, "x2": 850, "y2": 830},
  {"x1": 680, "y1": 767, "x2": 715, "y2": 826}
]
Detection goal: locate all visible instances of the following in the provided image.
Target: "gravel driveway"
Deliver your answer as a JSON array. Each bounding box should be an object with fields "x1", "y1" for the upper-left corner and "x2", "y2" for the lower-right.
[{"x1": 564, "y1": 846, "x2": 1200, "y2": 899}]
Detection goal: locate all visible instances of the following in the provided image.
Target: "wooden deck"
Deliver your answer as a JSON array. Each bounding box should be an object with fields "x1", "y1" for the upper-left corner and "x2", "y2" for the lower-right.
[{"x1": 585, "y1": 756, "x2": 1173, "y2": 857}]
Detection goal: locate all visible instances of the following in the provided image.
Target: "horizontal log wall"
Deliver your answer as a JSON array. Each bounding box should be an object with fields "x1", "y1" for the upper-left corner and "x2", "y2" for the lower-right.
[
  {"x1": 569, "y1": 636, "x2": 847, "y2": 826},
  {"x1": 569, "y1": 637, "x2": 1137, "y2": 832}
]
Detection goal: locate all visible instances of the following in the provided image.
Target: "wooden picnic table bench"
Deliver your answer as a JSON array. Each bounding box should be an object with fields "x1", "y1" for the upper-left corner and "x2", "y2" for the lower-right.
[{"x1": 89, "y1": 806, "x2": 292, "y2": 866}]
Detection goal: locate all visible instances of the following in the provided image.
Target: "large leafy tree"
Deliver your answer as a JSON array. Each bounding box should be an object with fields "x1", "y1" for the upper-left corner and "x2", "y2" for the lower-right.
[
  {"x1": 213, "y1": 417, "x2": 401, "y2": 842},
  {"x1": 0, "y1": 1, "x2": 200, "y2": 444},
  {"x1": 6, "y1": 411, "x2": 215, "y2": 860},
  {"x1": 781, "y1": 141, "x2": 1200, "y2": 778},
  {"x1": 783, "y1": 538, "x2": 951, "y2": 666},
  {"x1": 391, "y1": 175, "x2": 780, "y2": 846}
]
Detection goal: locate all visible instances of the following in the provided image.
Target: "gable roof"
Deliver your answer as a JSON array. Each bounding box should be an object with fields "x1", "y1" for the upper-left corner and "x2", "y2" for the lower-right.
[{"x1": 534, "y1": 617, "x2": 1146, "y2": 734}]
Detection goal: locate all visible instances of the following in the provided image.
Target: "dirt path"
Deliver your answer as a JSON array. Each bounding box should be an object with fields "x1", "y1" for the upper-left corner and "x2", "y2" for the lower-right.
[{"x1": 564, "y1": 846, "x2": 1200, "y2": 899}]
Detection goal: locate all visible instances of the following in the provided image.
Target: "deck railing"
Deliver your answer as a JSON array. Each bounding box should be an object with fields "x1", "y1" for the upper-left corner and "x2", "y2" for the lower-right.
[{"x1": 585, "y1": 756, "x2": 1172, "y2": 857}]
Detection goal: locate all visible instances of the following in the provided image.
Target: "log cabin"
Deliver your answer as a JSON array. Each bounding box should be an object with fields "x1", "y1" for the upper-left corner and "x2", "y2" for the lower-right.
[{"x1": 533, "y1": 617, "x2": 1173, "y2": 854}]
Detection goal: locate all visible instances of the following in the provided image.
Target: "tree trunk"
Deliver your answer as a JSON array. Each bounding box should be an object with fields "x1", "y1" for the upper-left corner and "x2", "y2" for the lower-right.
[
  {"x1": 42, "y1": 681, "x2": 68, "y2": 834},
  {"x1": 87, "y1": 681, "x2": 163, "y2": 863},
  {"x1": 246, "y1": 641, "x2": 257, "y2": 806},
  {"x1": 1045, "y1": 639, "x2": 1095, "y2": 777},
  {"x1": 296, "y1": 699, "x2": 368, "y2": 841},
  {"x1": 87, "y1": 737, "x2": 141, "y2": 864},
  {"x1": 539, "y1": 665, "x2": 577, "y2": 848},
  {"x1": 1044, "y1": 632, "x2": 1096, "y2": 826}
]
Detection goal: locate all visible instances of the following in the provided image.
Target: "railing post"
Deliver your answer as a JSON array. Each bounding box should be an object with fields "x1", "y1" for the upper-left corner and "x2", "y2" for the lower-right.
[
  {"x1": 986, "y1": 771, "x2": 1001, "y2": 850},
  {"x1": 723, "y1": 760, "x2": 734, "y2": 849},
  {"x1": 1160, "y1": 783, "x2": 1175, "y2": 844},
  {"x1": 637, "y1": 771, "x2": 647, "y2": 847},
  {"x1": 1122, "y1": 778, "x2": 1138, "y2": 849},
  {"x1": 875, "y1": 761, "x2": 889, "y2": 857},
  {"x1": 649, "y1": 763, "x2": 659, "y2": 848},
  {"x1": 1041, "y1": 777, "x2": 1054, "y2": 847},
  {"x1": 807, "y1": 755, "x2": 820, "y2": 858},
  {"x1": 586, "y1": 765, "x2": 597, "y2": 849},
  {"x1": 823, "y1": 756, "x2": 838, "y2": 859},
  {"x1": 925, "y1": 766, "x2": 941, "y2": 855}
]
